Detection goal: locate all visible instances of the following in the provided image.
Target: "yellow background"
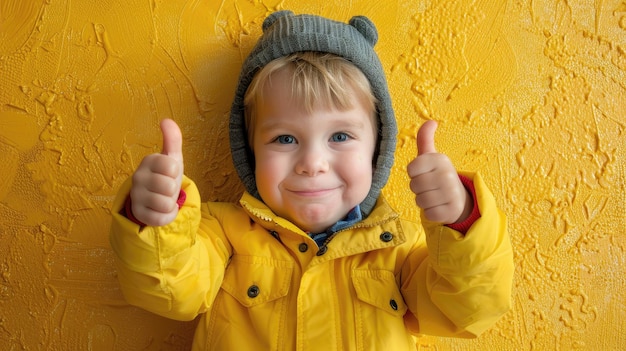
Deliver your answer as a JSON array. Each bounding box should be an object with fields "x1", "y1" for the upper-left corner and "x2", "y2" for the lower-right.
[{"x1": 1, "y1": 0, "x2": 624, "y2": 349}]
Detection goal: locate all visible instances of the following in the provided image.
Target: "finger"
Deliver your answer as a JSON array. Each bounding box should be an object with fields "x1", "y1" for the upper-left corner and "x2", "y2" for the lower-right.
[
  {"x1": 420, "y1": 200, "x2": 465, "y2": 224},
  {"x1": 421, "y1": 206, "x2": 454, "y2": 224},
  {"x1": 409, "y1": 171, "x2": 438, "y2": 194},
  {"x1": 143, "y1": 173, "x2": 181, "y2": 197},
  {"x1": 130, "y1": 186, "x2": 180, "y2": 226},
  {"x1": 416, "y1": 120, "x2": 438, "y2": 156},
  {"x1": 144, "y1": 192, "x2": 179, "y2": 214},
  {"x1": 160, "y1": 119, "x2": 183, "y2": 164},
  {"x1": 137, "y1": 154, "x2": 180, "y2": 179},
  {"x1": 407, "y1": 153, "x2": 447, "y2": 178},
  {"x1": 132, "y1": 204, "x2": 179, "y2": 227}
]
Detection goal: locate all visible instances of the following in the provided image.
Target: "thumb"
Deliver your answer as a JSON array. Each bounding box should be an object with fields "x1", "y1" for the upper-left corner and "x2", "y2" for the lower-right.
[
  {"x1": 417, "y1": 120, "x2": 438, "y2": 155},
  {"x1": 160, "y1": 118, "x2": 183, "y2": 164}
]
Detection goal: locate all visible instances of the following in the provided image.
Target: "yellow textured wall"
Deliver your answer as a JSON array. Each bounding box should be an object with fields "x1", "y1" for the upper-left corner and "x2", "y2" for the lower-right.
[{"x1": 0, "y1": 0, "x2": 624, "y2": 349}]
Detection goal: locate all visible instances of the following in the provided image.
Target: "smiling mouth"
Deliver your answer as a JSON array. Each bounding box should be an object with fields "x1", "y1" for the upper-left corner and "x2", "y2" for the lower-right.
[{"x1": 290, "y1": 188, "x2": 336, "y2": 197}]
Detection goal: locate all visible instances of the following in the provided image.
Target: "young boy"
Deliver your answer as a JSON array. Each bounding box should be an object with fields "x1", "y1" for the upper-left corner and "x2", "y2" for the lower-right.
[{"x1": 110, "y1": 11, "x2": 513, "y2": 350}]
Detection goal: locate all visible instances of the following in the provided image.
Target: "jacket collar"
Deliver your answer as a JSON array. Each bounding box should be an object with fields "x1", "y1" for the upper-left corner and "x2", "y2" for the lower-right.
[
  {"x1": 238, "y1": 192, "x2": 403, "y2": 253},
  {"x1": 239, "y1": 192, "x2": 399, "y2": 229}
]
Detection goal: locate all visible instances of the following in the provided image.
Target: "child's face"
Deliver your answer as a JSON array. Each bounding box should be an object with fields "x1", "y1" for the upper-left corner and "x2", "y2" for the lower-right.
[{"x1": 252, "y1": 69, "x2": 377, "y2": 233}]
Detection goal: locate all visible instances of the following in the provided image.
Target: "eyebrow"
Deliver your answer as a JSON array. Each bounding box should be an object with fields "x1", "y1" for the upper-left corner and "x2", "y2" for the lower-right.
[{"x1": 254, "y1": 118, "x2": 286, "y2": 132}]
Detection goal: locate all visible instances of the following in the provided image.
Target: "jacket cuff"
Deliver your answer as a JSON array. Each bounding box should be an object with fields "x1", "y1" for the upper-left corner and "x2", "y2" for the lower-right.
[{"x1": 445, "y1": 175, "x2": 480, "y2": 234}]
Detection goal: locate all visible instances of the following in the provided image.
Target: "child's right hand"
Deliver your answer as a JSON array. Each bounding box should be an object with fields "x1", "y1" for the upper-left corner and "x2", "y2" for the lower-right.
[{"x1": 130, "y1": 119, "x2": 184, "y2": 226}]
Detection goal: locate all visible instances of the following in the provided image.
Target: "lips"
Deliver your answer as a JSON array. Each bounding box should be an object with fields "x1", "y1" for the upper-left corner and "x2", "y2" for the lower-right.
[
  {"x1": 290, "y1": 188, "x2": 334, "y2": 196},
  {"x1": 287, "y1": 185, "x2": 339, "y2": 197}
]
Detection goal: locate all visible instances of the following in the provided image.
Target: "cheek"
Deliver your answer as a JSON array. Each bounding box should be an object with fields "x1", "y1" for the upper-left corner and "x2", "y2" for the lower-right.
[
  {"x1": 254, "y1": 152, "x2": 285, "y2": 190},
  {"x1": 339, "y1": 153, "x2": 373, "y2": 183}
]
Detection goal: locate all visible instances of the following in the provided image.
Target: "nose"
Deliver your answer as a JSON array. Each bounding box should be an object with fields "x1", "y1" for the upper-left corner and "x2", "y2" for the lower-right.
[{"x1": 295, "y1": 147, "x2": 329, "y2": 176}]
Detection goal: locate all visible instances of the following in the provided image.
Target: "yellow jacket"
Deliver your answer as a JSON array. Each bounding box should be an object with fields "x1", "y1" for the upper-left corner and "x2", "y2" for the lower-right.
[{"x1": 109, "y1": 173, "x2": 513, "y2": 350}]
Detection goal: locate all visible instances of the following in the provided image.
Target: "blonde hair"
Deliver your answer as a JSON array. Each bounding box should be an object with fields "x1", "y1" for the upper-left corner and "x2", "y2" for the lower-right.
[{"x1": 243, "y1": 52, "x2": 378, "y2": 143}]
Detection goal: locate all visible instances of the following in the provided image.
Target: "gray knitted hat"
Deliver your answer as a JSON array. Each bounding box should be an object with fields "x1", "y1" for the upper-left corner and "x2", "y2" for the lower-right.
[{"x1": 229, "y1": 10, "x2": 397, "y2": 217}]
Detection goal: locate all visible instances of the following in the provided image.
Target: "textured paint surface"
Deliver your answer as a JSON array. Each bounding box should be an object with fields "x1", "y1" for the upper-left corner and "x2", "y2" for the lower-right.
[{"x1": 0, "y1": 0, "x2": 624, "y2": 350}]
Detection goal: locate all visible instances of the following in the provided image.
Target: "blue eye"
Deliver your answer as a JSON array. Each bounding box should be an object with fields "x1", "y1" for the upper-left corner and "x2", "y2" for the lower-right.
[
  {"x1": 276, "y1": 135, "x2": 296, "y2": 144},
  {"x1": 331, "y1": 132, "x2": 349, "y2": 142}
]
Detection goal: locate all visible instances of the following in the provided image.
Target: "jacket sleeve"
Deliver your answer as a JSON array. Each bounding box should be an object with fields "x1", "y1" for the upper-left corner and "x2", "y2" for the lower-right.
[
  {"x1": 109, "y1": 176, "x2": 232, "y2": 321},
  {"x1": 401, "y1": 172, "x2": 514, "y2": 338}
]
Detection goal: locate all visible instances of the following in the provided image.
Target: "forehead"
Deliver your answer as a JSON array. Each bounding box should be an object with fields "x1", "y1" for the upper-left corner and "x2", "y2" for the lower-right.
[
  {"x1": 259, "y1": 67, "x2": 377, "y2": 122},
  {"x1": 256, "y1": 102, "x2": 373, "y2": 130},
  {"x1": 261, "y1": 68, "x2": 295, "y2": 103}
]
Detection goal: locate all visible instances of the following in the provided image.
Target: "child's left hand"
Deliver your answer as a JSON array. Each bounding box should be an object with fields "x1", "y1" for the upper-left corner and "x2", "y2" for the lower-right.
[{"x1": 407, "y1": 121, "x2": 473, "y2": 224}]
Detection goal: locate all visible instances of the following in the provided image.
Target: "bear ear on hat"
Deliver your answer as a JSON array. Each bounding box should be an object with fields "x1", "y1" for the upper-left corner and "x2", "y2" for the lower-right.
[
  {"x1": 349, "y1": 16, "x2": 378, "y2": 46},
  {"x1": 263, "y1": 10, "x2": 294, "y2": 31}
]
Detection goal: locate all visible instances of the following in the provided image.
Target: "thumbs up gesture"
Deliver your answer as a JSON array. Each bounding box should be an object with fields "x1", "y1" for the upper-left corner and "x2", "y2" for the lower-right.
[
  {"x1": 130, "y1": 119, "x2": 184, "y2": 226},
  {"x1": 407, "y1": 121, "x2": 472, "y2": 224}
]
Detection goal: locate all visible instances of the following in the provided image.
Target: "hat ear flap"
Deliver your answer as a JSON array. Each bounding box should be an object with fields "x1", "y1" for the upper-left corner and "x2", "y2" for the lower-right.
[
  {"x1": 349, "y1": 16, "x2": 378, "y2": 46},
  {"x1": 263, "y1": 10, "x2": 294, "y2": 32}
]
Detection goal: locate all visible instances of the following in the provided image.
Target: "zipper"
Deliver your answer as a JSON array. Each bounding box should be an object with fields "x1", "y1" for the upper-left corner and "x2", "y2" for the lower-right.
[{"x1": 240, "y1": 200, "x2": 275, "y2": 223}]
